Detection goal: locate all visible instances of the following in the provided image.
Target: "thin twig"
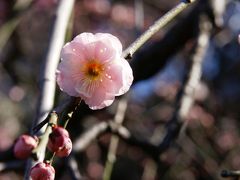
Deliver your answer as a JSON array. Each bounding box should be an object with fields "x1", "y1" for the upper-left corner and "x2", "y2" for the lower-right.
[
  {"x1": 24, "y1": 0, "x2": 75, "y2": 179},
  {"x1": 122, "y1": 0, "x2": 196, "y2": 59},
  {"x1": 73, "y1": 122, "x2": 109, "y2": 152},
  {"x1": 103, "y1": 98, "x2": 128, "y2": 180}
]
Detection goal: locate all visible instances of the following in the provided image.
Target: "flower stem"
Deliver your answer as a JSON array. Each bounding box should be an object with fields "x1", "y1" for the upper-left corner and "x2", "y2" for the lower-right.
[
  {"x1": 122, "y1": 0, "x2": 196, "y2": 59},
  {"x1": 44, "y1": 98, "x2": 81, "y2": 164},
  {"x1": 32, "y1": 112, "x2": 58, "y2": 161}
]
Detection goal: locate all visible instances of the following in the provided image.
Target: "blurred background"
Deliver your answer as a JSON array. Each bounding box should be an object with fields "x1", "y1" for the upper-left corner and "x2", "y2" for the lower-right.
[{"x1": 0, "y1": 0, "x2": 240, "y2": 179}]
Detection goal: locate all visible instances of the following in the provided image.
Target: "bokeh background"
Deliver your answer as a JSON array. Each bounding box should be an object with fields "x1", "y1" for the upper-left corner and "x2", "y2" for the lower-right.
[{"x1": 0, "y1": 0, "x2": 240, "y2": 179}]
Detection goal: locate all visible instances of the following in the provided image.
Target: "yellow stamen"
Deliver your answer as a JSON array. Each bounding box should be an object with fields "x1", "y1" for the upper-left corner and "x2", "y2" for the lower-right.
[{"x1": 84, "y1": 61, "x2": 104, "y2": 80}]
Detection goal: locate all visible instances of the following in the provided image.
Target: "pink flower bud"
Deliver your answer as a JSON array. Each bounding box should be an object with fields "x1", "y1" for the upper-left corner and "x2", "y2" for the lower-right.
[
  {"x1": 55, "y1": 137, "x2": 72, "y2": 157},
  {"x1": 30, "y1": 162, "x2": 55, "y2": 180},
  {"x1": 14, "y1": 135, "x2": 38, "y2": 159},
  {"x1": 47, "y1": 127, "x2": 70, "y2": 152}
]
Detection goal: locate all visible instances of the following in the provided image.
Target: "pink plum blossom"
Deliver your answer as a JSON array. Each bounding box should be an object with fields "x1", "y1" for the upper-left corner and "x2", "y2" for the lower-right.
[{"x1": 56, "y1": 33, "x2": 133, "y2": 109}]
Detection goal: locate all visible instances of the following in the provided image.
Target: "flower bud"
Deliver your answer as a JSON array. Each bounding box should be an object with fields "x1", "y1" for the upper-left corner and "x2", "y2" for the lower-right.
[
  {"x1": 14, "y1": 135, "x2": 38, "y2": 159},
  {"x1": 30, "y1": 162, "x2": 55, "y2": 180},
  {"x1": 55, "y1": 137, "x2": 72, "y2": 157},
  {"x1": 47, "y1": 127, "x2": 70, "y2": 152}
]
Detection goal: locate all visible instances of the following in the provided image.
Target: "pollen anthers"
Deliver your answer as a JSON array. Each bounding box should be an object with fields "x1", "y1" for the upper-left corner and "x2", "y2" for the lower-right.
[{"x1": 84, "y1": 60, "x2": 104, "y2": 80}]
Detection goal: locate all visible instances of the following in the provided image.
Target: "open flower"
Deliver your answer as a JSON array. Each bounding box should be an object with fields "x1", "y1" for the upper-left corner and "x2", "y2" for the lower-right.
[{"x1": 56, "y1": 33, "x2": 133, "y2": 109}]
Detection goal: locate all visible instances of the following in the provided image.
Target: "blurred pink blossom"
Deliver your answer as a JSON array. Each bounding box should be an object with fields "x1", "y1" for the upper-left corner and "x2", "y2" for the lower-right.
[{"x1": 57, "y1": 33, "x2": 133, "y2": 110}]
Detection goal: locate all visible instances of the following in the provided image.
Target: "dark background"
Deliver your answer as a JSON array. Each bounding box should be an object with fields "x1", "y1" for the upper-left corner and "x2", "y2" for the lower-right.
[{"x1": 0, "y1": 0, "x2": 240, "y2": 179}]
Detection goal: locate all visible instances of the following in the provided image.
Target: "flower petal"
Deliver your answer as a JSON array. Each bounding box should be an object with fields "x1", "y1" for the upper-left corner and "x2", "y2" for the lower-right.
[
  {"x1": 75, "y1": 79, "x2": 97, "y2": 98},
  {"x1": 95, "y1": 33, "x2": 122, "y2": 55},
  {"x1": 56, "y1": 71, "x2": 78, "y2": 96},
  {"x1": 104, "y1": 58, "x2": 133, "y2": 96},
  {"x1": 94, "y1": 41, "x2": 117, "y2": 62},
  {"x1": 118, "y1": 58, "x2": 133, "y2": 95},
  {"x1": 73, "y1": 32, "x2": 96, "y2": 45},
  {"x1": 61, "y1": 41, "x2": 87, "y2": 61},
  {"x1": 83, "y1": 90, "x2": 115, "y2": 110}
]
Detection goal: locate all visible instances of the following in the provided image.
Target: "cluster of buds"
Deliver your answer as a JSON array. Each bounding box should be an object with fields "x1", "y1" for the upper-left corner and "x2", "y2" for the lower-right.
[
  {"x1": 14, "y1": 126, "x2": 72, "y2": 180},
  {"x1": 47, "y1": 126, "x2": 72, "y2": 157}
]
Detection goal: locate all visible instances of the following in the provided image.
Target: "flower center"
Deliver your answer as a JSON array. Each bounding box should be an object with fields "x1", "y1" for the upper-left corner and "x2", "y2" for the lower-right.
[{"x1": 85, "y1": 61, "x2": 103, "y2": 80}]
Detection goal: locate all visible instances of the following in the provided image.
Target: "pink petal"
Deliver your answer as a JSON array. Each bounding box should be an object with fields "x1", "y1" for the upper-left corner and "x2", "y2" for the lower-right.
[
  {"x1": 118, "y1": 58, "x2": 133, "y2": 95},
  {"x1": 58, "y1": 54, "x2": 83, "y2": 75},
  {"x1": 56, "y1": 53, "x2": 86, "y2": 96},
  {"x1": 83, "y1": 89, "x2": 115, "y2": 110},
  {"x1": 104, "y1": 58, "x2": 133, "y2": 96},
  {"x1": 61, "y1": 41, "x2": 88, "y2": 62},
  {"x1": 75, "y1": 79, "x2": 96, "y2": 98},
  {"x1": 94, "y1": 41, "x2": 117, "y2": 62},
  {"x1": 73, "y1": 32, "x2": 96, "y2": 45},
  {"x1": 95, "y1": 33, "x2": 122, "y2": 55},
  {"x1": 56, "y1": 71, "x2": 78, "y2": 96}
]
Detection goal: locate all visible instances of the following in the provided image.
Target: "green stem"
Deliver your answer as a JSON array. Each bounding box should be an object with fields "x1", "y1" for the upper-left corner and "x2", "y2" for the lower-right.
[{"x1": 43, "y1": 98, "x2": 81, "y2": 164}]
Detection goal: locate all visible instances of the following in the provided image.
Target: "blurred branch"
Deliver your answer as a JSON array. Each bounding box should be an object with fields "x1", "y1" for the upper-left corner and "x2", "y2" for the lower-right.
[
  {"x1": 67, "y1": 154, "x2": 83, "y2": 180},
  {"x1": 0, "y1": 18, "x2": 20, "y2": 53},
  {"x1": 221, "y1": 170, "x2": 240, "y2": 178},
  {"x1": 73, "y1": 122, "x2": 109, "y2": 152},
  {"x1": 103, "y1": 98, "x2": 128, "y2": 180},
  {"x1": 0, "y1": 0, "x2": 33, "y2": 53},
  {"x1": 131, "y1": 0, "x2": 212, "y2": 83},
  {"x1": 32, "y1": 0, "x2": 75, "y2": 135},
  {"x1": 157, "y1": 15, "x2": 212, "y2": 154},
  {"x1": 122, "y1": 0, "x2": 196, "y2": 59},
  {"x1": 134, "y1": 0, "x2": 144, "y2": 34},
  {"x1": 0, "y1": 160, "x2": 24, "y2": 172},
  {"x1": 73, "y1": 118, "x2": 159, "y2": 161},
  {"x1": 24, "y1": 0, "x2": 75, "y2": 178},
  {"x1": 210, "y1": 0, "x2": 226, "y2": 27}
]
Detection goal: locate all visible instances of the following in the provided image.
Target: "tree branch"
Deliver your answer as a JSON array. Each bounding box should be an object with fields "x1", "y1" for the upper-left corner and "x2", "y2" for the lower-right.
[
  {"x1": 24, "y1": 0, "x2": 75, "y2": 179},
  {"x1": 123, "y1": 0, "x2": 196, "y2": 59},
  {"x1": 131, "y1": 0, "x2": 212, "y2": 83},
  {"x1": 158, "y1": 14, "x2": 212, "y2": 154}
]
